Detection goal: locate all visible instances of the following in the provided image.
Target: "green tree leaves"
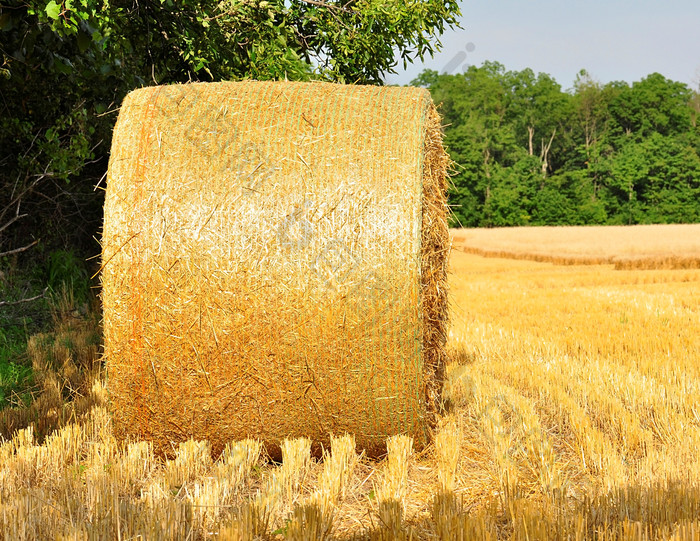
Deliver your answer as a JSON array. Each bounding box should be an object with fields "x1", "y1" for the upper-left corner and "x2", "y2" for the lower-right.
[
  {"x1": 44, "y1": 1, "x2": 61, "y2": 20},
  {"x1": 416, "y1": 66, "x2": 700, "y2": 227}
]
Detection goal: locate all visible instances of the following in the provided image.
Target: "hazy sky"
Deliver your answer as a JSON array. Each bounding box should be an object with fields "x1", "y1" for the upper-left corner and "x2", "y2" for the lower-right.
[{"x1": 384, "y1": 0, "x2": 700, "y2": 91}]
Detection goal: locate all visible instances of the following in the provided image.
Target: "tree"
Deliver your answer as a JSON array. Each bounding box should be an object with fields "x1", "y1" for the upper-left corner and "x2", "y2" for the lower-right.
[
  {"x1": 573, "y1": 70, "x2": 613, "y2": 164},
  {"x1": 691, "y1": 71, "x2": 700, "y2": 128},
  {"x1": 609, "y1": 73, "x2": 693, "y2": 140},
  {"x1": 504, "y1": 68, "x2": 572, "y2": 178},
  {"x1": 415, "y1": 63, "x2": 700, "y2": 227}
]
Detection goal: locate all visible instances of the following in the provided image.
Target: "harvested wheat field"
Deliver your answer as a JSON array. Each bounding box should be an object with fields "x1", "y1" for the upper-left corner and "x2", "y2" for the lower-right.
[
  {"x1": 2, "y1": 226, "x2": 700, "y2": 539},
  {"x1": 452, "y1": 223, "x2": 700, "y2": 269}
]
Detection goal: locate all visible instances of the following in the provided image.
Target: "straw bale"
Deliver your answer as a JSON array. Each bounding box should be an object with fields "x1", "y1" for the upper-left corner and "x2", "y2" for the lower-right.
[{"x1": 102, "y1": 81, "x2": 449, "y2": 459}]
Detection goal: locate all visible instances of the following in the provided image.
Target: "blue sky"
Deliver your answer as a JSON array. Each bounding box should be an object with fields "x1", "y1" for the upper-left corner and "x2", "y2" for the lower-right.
[{"x1": 385, "y1": 0, "x2": 700, "y2": 91}]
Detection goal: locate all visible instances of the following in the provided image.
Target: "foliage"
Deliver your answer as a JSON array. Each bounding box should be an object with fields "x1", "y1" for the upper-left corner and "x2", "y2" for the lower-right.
[
  {"x1": 46, "y1": 249, "x2": 90, "y2": 303},
  {"x1": 415, "y1": 66, "x2": 700, "y2": 227},
  {"x1": 0, "y1": 329, "x2": 33, "y2": 406}
]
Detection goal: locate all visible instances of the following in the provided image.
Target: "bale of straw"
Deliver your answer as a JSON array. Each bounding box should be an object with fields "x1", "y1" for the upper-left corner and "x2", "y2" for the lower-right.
[{"x1": 102, "y1": 81, "x2": 449, "y2": 458}]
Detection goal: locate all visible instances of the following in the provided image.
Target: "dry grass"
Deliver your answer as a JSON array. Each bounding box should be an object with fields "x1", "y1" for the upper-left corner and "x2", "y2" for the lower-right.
[
  {"x1": 0, "y1": 287, "x2": 102, "y2": 443},
  {"x1": 452, "y1": 224, "x2": 700, "y2": 269},
  {"x1": 3, "y1": 226, "x2": 700, "y2": 539}
]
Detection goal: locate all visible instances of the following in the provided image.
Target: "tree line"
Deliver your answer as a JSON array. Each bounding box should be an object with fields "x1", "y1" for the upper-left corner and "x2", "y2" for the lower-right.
[{"x1": 413, "y1": 63, "x2": 700, "y2": 227}]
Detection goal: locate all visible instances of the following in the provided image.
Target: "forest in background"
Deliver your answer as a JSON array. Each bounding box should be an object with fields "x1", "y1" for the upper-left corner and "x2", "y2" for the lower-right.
[{"x1": 413, "y1": 63, "x2": 700, "y2": 227}]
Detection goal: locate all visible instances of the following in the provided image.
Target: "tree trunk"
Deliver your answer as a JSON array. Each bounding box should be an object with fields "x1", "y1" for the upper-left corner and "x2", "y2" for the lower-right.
[{"x1": 540, "y1": 129, "x2": 556, "y2": 178}]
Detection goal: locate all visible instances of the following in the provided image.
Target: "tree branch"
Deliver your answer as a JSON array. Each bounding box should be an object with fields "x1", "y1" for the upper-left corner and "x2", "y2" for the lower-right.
[
  {"x1": 299, "y1": 0, "x2": 352, "y2": 13},
  {"x1": 0, "y1": 287, "x2": 48, "y2": 308},
  {"x1": 0, "y1": 206, "x2": 27, "y2": 235},
  {"x1": 0, "y1": 239, "x2": 39, "y2": 258}
]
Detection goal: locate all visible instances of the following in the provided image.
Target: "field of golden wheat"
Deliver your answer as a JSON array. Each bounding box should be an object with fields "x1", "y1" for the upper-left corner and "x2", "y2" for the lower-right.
[
  {"x1": 452, "y1": 224, "x2": 700, "y2": 269},
  {"x1": 1, "y1": 225, "x2": 700, "y2": 540}
]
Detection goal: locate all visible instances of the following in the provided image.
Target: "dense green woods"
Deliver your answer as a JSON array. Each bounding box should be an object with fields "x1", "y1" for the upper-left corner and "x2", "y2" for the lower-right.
[{"x1": 414, "y1": 63, "x2": 700, "y2": 227}]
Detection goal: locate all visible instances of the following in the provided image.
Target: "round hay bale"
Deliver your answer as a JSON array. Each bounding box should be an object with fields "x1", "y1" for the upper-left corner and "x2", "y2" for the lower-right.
[{"x1": 102, "y1": 81, "x2": 449, "y2": 459}]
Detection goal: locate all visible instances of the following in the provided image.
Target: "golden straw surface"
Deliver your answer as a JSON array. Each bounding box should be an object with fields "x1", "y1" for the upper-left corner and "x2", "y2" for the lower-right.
[{"x1": 102, "y1": 81, "x2": 449, "y2": 459}]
